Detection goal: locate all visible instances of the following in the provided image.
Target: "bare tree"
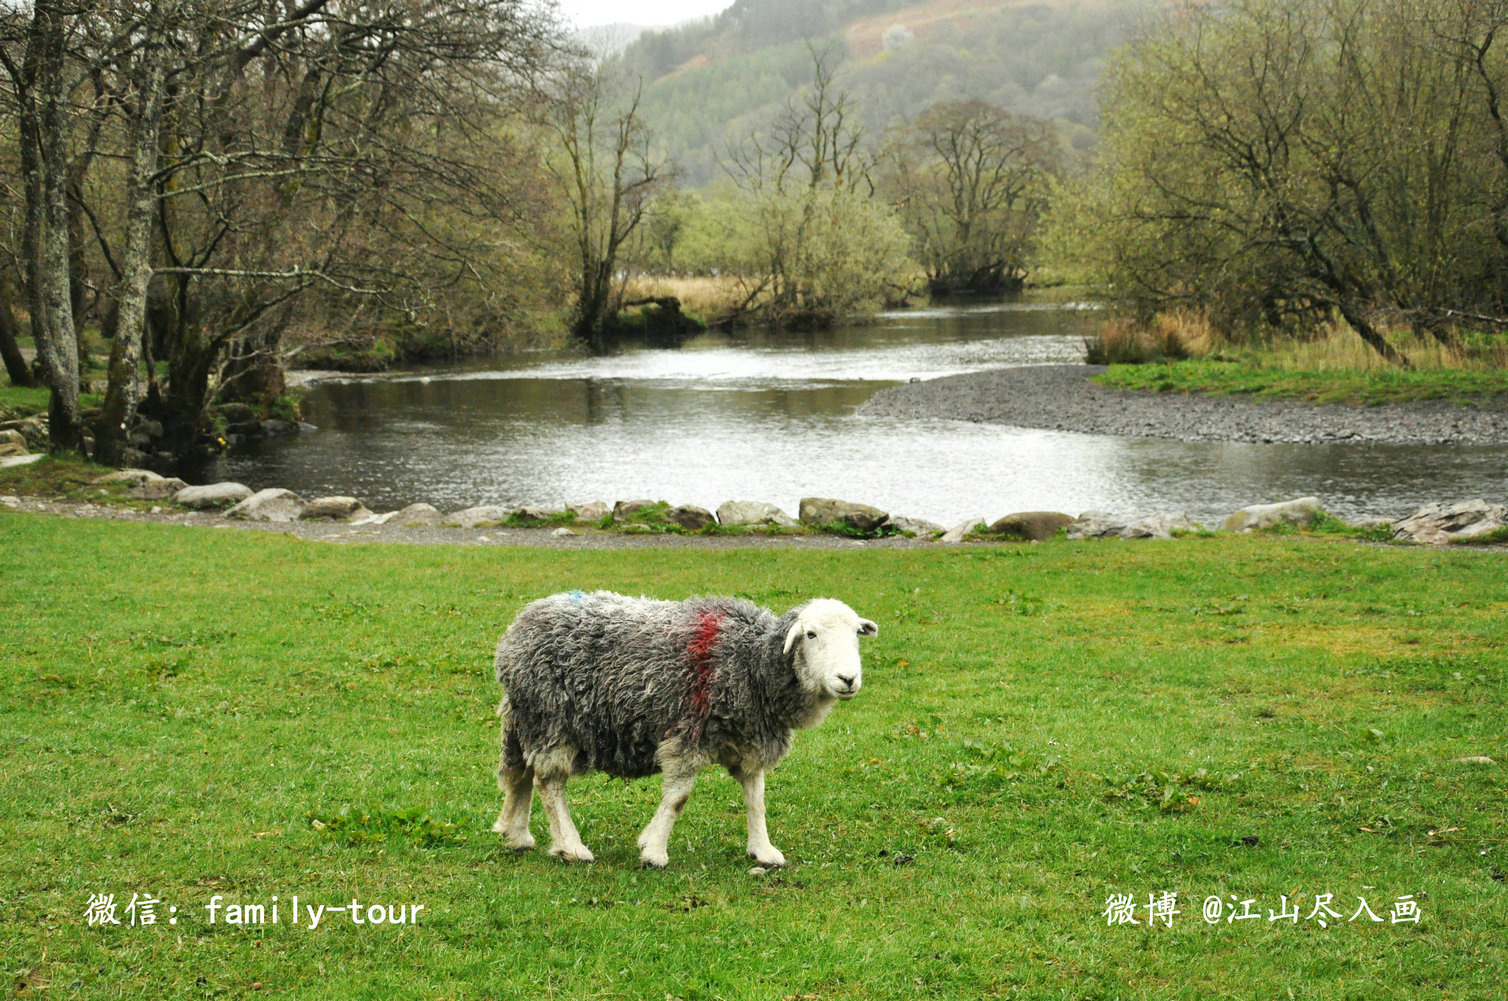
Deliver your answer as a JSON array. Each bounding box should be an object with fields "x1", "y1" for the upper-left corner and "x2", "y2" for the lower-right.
[
  {"x1": 883, "y1": 100, "x2": 1059, "y2": 294},
  {"x1": 539, "y1": 58, "x2": 669, "y2": 345}
]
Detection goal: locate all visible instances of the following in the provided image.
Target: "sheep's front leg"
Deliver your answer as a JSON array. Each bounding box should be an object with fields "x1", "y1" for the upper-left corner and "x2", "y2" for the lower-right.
[
  {"x1": 535, "y1": 766, "x2": 593, "y2": 863},
  {"x1": 637, "y1": 766, "x2": 699, "y2": 869},
  {"x1": 739, "y1": 769, "x2": 785, "y2": 867}
]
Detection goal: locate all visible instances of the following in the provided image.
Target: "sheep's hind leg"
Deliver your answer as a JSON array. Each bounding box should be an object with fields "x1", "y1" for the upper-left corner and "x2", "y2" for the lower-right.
[
  {"x1": 492, "y1": 764, "x2": 535, "y2": 851},
  {"x1": 534, "y1": 753, "x2": 593, "y2": 863},
  {"x1": 737, "y1": 767, "x2": 785, "y2": 867},
  {"x1": 638, "y1": 764, "x2": 699, "y2": 869}
]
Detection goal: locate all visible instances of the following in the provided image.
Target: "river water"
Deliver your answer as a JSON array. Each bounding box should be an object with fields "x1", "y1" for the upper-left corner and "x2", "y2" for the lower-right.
[{"x1": 220, "y1": 299, "x2": 1507, "y2": 526}]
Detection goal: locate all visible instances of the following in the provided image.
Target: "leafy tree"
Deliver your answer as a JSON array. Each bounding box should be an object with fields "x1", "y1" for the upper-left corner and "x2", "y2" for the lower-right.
[
  {"x1": 1, "y1": 0, "x2": 564, "y2": 459},
  {"x1": 719, "y1": 44, "x2": 913, "y2": 324},
  {"x1": 1053, "y1": 0, "x2": 1508, "y2": 364}
]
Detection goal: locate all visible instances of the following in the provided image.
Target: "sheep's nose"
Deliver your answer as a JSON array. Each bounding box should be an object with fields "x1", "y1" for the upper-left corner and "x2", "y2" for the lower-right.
[{"x1": 836, "y1": 673, "x2": 857, "y2": 690}]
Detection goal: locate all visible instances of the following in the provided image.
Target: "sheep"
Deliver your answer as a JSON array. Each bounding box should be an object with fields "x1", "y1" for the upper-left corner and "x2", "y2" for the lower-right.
[{"x1": 492, "y1": 590, "x2": 878, "y2": 868}]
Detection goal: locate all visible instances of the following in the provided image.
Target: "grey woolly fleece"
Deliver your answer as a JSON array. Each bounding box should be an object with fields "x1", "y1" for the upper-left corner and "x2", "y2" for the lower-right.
[{"x1": 495, "y1": 591, "x2": 817, "y2": 778}]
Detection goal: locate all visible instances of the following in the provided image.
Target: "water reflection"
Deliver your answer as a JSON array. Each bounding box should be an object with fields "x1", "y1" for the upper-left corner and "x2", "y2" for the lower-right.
[{"x1": 220, "y1": 300, "x2": 1508, "y2": 525}]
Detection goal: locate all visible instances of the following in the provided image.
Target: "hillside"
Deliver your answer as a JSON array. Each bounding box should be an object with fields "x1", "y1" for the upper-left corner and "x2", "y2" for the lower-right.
[{"x1": 614, "y1": 0, "x2": 1143, "y2": 185}]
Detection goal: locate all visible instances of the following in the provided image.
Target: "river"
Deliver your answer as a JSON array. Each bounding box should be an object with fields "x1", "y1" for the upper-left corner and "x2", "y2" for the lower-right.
[{"x1": 216, "y1": 298, "x2": 1508, "y2": 526}]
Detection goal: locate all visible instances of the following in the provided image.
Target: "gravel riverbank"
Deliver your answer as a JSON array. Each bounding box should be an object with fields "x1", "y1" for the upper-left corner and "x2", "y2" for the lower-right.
[{"x1": 859, "y1": 365, "x2": 1508, "y2": 445}]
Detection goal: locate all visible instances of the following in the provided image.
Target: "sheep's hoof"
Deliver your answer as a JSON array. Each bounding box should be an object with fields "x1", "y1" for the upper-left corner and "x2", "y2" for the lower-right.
[
  {"x1": 550, "y1": 844, "x2": 594, "y2": 863},
  {"x1": 749, "y1": 849, "x2": 786, "y2": 868},
  {"x1": 639, "y1": 851, "x2": 669, "y2": 869},
  {"x1": 503, "y1": 832, "x2": 536, "y2": 851}
]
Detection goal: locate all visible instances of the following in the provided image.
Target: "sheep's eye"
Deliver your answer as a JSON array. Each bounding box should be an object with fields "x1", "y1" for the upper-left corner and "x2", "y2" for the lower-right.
[{"x1": 806, "y1": 630, "x2": 816, "y2": 639}]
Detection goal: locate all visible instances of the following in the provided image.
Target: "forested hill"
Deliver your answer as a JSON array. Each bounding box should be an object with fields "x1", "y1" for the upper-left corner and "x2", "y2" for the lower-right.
[{"x1": 613, "y1": 0, "x2": 1143, "y2": 185}]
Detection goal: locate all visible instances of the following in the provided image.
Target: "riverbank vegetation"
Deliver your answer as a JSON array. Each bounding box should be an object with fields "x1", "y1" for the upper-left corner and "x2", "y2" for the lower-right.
[
  {"x1": 1087, "y1": 315, "x2": 1508, "y2": 405},
  {"x1": 1050, "y1": 0, "x2": 1508, "y2": 371},
  {"x1": 2, "y1": 4, "x2": 1069, "y2": 462},
  {"x1": 2, "y1": 513, "x2": 1504, "y2": 997}
]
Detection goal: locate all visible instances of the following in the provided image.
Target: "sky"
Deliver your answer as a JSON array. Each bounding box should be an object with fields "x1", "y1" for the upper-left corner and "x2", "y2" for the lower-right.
[{"x1": 552, "y1": 0, "x2": 735, "y2": 28}]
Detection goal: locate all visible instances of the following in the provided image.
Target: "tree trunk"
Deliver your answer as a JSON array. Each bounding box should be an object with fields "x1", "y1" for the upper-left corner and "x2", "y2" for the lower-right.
[
  {"x1": 95, "y1": 27, "x2": 169, "y2": 467},
  {"x1": 23, "y1": 4, "x2": 86, "y2": 452},
  {"x1": 0, "y1": 276, "x2": 36, "y2": 387},
  {"x1": 1336, "y1": 299, "x2": 1411, "y2": 368}
]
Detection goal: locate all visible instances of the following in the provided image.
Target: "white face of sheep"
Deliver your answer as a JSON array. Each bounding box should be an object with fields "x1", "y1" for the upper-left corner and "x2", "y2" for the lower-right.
[{"x1": 783, "y1": 598, "x2": 878, "y2": 701}]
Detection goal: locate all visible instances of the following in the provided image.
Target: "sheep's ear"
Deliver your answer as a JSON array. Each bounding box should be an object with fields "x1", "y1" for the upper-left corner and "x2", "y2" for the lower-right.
[
  {"x1": 858, "y1": 618, "x2": 878, "y2": 638},
  {"x1": 783, "y1": 621, "x2": 803, "y2": 655}
]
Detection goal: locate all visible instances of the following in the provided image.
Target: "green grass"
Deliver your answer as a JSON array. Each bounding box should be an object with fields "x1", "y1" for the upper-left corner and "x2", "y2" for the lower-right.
[
  {"x1": 1094, "y1": 360, "x2": 1508, "y2": 406},
  {"x1": 1, "y1": 514, "x2": 1505, "y2": 999}
]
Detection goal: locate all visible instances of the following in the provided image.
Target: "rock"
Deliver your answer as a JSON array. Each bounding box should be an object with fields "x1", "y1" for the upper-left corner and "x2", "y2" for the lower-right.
[
  {"x1": 301, "y1": 496, "x2": 365, "y2": 520},
  {"x1": 173, "y1": 482, "x2": 254, "y2": 510},
  {"x1": 131, "y1": 418, "x2": 164, "y2": 439},
  {"x1": 551, "y1": 527, "x2": 576, "y2": 538},
  {"x1": 392, "y1": 503, "x2": 443, "y2": 526},
  {"x1": 1221, "y1": 496, "x2": 1324, "y2": 532},
  {"x1": 622, "y1": 523, "x2": 654, "y2": 534},
  {"x1": 261, "y1": 418, "x2": 299, "y2": 436},
  {"x1": 572, "y1": 500, "x2": 609, "y2": 521},
  {"x1": 0, "y1": 429, "x2": 27, "y2": 456},
  {"x1": 448, "y1": 504, "x2": 510, "y2": 528},
  {"x1": 126, "y1": 476, "x2": 189, "y2": 500},
  {"x1": 940, "y1": 517, "x2": 984, "y2": 544},
  {"x1": 666, "y1": 504, "x2": 716, "y2": 531},
  {"x1": 512, "y1": 505, "x2": 561, "y2": 523},
  {"x1": 1068, "y1": 511, "x2": 1201, "y2": 540},
  {"x1": 1455, "y1": 755, "x2": 1496, "y2": 765},
  {"x1": 94, "y1": 468, "x2": 163, "y2": 487},
  {"x1": 348, "y1": 509, "x2": 389, "y2": 526},
  {"x1": 1392, "y1": 499, "x2": 1508, "y2": 545},
  {"x1": 883, "y1": 514, "x2": 945, "y2": 536},
  {"x1": 716, "y1": 500, "x2": 800, "y2": 528},
  {"x1": 0, "y1": 454, "x2": 42, "y2": 469},
  {"x1": 799, "y1": 497, "x2": 889, "y2": 534},
  {"x1": 986, "y1": 511, "x2": 1073, "y2": 541},
  {"x1": 613, "y1": 499, "x2": 660, "y2": 523},
  {"x1": 224, "y1": 487, "x2": 306, "y2": 522}
]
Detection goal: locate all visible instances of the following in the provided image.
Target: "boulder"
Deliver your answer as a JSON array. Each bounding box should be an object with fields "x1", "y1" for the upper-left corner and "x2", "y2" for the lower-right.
[
  {"x1": 1068, "y1": 511, "x2": 1200, "y2": 540},
  {"x1": 349, "y1": 509, "x2": 392, "y2": 526},
  {"x1": 392, "y1": 502, "x2": 443, "y2": 526},
  {"x1": 1392, "y1": 499, "x2": 1508, "y2": 545},
  {"x1": 613, "y1": 499, "x2": 660, "y2": 523},
  {"x1": 126, "y1": 476, "x2": 189, "y2": 500},
  {"x1": 572, "y1": 500, "x2": 609, "y2": 521},
  {"x1": 0, "y1": 429, "x2": 27, "y2": 456},
  {"x1": 716, "y1": 500, "x2": 799, "y2": 528},
  {"x1": 224, "y1": 487, "x2": 306, "y2": 522},
  {"x1": 512, "y1": 505, "x2": 561, "y2": 523},
  {"x1": 799, "y1": 496, "x2": 889, "y2": 534},
  {"x1": 666, "y1": 504, "x2": 716, "y2": 531},
  {"x1": 448, "y1": 504, "x2": 510, "y2": 528},
  {"x1": 174, "y1": 482, "x2": 254, "y2": 510},
  {"x1": 883, "y1": 514, "x2": 945, "y2": 537},
  {"x1": 551, "y1": 527, "x2": 576, "y2": 538},
  {"x1": 94, "y1": 468, "x2": 162, "y2": 488},
  {"x1": 301, "y1": 495, "x2": 365, "y2": 520},
  {"x1": 1221, "y1": 496, "x2": 1324, "y2": 533},
  {"x1": 940, "y1": 517, "x2": 984, "y2": 544},
  {"x1": 986, "y1": 511, "x2": 1073, "y2": 541},
  {"x1": 1, "y1": 495, "x2": 19, "y2": 507},
  {"x1": 0, "y1": 454, "x2": 42, "y2": 469}
]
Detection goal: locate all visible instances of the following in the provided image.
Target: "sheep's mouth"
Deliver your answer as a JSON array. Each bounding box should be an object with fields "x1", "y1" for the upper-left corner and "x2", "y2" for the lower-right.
[{"x1": 831, "y1": 687, "x2": 859, "y2": 701}]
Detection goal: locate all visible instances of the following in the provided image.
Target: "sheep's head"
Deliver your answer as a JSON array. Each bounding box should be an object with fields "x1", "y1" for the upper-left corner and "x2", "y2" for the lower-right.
[{"x1": 784, "y1": 598, "x2": 878, "y2": 701}]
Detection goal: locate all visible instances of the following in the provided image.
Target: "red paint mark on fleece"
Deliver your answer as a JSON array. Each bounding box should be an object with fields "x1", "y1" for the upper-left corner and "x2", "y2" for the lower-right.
[{"x1": 687, "y1": 610, "x2": 725, "y2": 726}]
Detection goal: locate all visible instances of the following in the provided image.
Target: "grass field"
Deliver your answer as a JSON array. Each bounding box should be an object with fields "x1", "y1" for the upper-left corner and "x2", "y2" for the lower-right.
[{"x1": 1, "y1": 513, "x2": 1505, "y2": 999}]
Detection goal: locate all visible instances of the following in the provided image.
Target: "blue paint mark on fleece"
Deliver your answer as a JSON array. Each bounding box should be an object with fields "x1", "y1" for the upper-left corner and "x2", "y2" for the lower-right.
[{"x1": 567, "y1": 589, "x2": 585, "y2": 602}]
